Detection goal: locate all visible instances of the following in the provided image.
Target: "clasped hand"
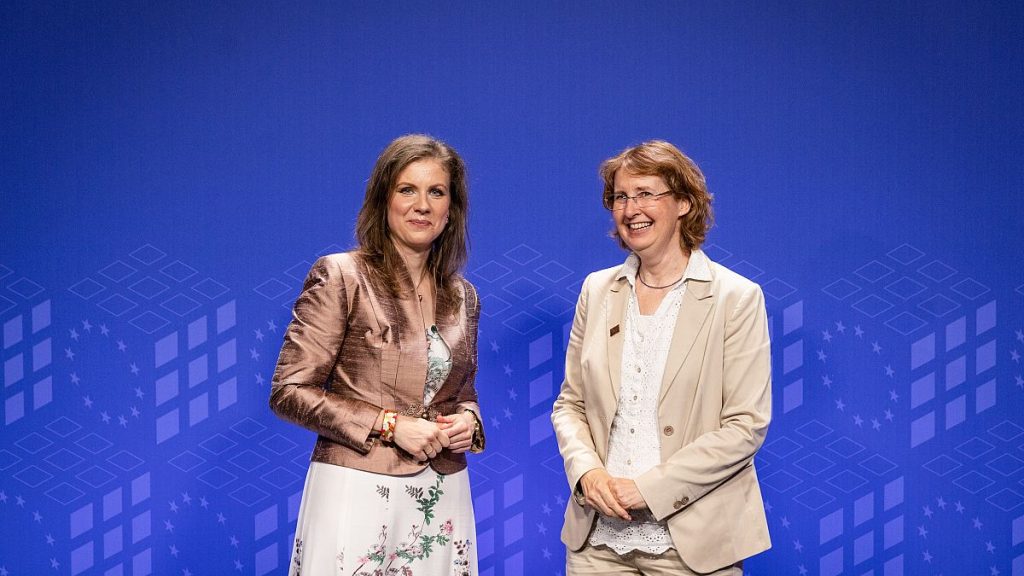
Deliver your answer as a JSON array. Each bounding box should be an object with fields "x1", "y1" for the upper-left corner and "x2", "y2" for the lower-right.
[
  {"x1": 579, "y1": 469, "x2": 648, "y2": 521},
  {"x1": 393, "y1": 412, "x2": 477, "y2": 462}
]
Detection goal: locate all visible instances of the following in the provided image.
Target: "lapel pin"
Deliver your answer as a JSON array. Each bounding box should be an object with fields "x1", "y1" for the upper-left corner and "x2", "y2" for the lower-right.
[{"x1": 610, "y1": 325, "x2": 620, "y2": 337}]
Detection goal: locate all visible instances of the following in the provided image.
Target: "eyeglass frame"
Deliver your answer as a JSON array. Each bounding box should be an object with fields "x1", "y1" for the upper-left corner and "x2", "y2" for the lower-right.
[{"x1": 603, "y1": 189, "x2": 677, "y2": 211}]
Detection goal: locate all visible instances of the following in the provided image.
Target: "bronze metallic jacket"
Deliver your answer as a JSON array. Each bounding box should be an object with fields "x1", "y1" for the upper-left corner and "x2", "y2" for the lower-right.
[{"x1": 269, "y1": 252, "x2": 484, "y2": 475}]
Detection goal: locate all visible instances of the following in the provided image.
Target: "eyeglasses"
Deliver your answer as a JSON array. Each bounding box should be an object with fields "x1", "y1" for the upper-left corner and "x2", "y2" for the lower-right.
[{"x1": 604, "y1": 190, "x2": 675, "y2": 211}]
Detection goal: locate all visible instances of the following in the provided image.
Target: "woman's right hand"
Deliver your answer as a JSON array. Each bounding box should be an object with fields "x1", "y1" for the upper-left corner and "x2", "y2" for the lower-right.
[{"x1": 393, "y1": 415, "x2": 450, "y2": 462}]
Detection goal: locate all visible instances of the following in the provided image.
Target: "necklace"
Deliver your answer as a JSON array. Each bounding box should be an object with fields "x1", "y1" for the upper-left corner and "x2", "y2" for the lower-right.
[{"x1": 637, "y1": 268, "x2": 683, "y2": 290}]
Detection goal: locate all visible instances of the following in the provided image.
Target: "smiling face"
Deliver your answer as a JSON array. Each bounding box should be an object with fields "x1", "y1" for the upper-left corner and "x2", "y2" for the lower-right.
[
  {"x1": 612, "y1": 170, "x2": 690, "y2": 259},
  {"x1": 386, "y1": 158, "x2": 451, "y2": 257}
]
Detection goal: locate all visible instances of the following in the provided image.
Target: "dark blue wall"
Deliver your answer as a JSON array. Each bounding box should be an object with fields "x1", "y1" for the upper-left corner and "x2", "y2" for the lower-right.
[{"x1": 3, "y1": 2, "x2": 1023, "y2": 574}]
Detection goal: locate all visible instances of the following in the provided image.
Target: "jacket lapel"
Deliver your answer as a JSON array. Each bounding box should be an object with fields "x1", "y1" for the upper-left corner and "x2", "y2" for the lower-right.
[
  {"x1": 659, "y1": 277, "x2": 714, "y2": 404},
  {"x1": 606, "y1": 277, "x2": 629, "y2": 404}
]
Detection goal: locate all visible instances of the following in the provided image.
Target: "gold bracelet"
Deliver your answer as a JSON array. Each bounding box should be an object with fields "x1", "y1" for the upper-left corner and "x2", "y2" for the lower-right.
[{"x1": 380, "y1": 410, "x2": 398, "y2": 443}]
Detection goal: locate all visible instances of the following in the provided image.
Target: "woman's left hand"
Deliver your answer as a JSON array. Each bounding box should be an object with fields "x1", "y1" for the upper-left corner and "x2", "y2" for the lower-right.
[{"x1": 436, "y1": 412, "x2": 477, "y2": 453}]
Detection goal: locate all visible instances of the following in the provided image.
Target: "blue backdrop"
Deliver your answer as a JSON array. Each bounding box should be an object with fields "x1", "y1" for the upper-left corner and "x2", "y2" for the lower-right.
[{"x1": 3, "y1": 2, "x2": 1023, "y2": 575}]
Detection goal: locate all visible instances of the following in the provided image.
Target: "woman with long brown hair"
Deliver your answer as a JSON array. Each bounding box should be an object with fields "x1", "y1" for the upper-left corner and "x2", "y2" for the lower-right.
[{"x1": 270, "y1": 134, "x2": 484, "y2": 575}]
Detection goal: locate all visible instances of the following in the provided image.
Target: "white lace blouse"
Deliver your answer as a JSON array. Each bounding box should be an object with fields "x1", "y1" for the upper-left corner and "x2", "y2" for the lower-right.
[{"x1": 588, "y1": 251, "x2": 711, "y2": 556}]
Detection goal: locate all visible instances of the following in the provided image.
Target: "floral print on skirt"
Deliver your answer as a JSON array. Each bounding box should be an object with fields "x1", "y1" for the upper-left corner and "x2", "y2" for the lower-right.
[{"x1": 289, "y1": 462, "x2": 477, "y2": 576}]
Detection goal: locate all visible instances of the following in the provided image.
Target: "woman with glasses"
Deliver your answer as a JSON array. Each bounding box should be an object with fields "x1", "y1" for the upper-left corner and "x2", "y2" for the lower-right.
[
  {"x1": 552, "y1": 140, "x2": 771, "y2": 575},
  {"x1": 270, "y1": 134, "x2": 485, "y2": 575}
]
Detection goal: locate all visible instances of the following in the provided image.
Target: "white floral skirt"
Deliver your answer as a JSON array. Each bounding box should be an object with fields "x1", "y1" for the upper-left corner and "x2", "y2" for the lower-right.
[{"x1": 289, "y1": 462, "x2": 477, "y2": 576}]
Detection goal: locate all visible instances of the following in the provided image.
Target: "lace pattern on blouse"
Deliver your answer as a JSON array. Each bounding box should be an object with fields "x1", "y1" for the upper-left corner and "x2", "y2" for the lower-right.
[{"x1": 589, "y1": 282, "x2": 685, "y2": 556}]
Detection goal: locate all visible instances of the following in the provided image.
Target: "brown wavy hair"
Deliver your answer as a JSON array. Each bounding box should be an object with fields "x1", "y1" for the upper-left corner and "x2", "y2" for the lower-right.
[
  {"x1": 356, "y1": 134, "x2": 469, "y2": 316},
  {"x1": 599, "y1": 140, "x2": 714, "y2": 252}
]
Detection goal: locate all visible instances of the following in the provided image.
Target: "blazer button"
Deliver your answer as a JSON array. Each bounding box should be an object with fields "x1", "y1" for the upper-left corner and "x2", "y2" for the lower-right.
[{"x1": 663, "y1": 426, "x2": 674, "y2": 436}]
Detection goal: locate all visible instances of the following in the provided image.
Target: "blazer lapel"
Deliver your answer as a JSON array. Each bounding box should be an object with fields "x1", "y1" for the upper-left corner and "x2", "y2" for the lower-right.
[
  {"x1": 606, "y1": 277, "x2": 629, "y2": 404},
  {"x1": 659, "y1": 278, "x2": 714, "y2": 404}
]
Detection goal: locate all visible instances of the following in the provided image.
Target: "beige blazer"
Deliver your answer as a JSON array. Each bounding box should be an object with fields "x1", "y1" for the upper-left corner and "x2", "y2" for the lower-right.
[
  {"x1": 269, "y1": 252, "x2": 484, "y2": 476},
  {"x1": 551, "y1": 256, "x2": 771, "y2": 572}
]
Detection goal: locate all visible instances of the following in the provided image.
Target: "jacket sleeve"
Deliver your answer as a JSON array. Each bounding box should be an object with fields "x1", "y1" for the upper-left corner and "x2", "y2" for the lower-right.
[
  {"x1": 551, "y1": 274, "x2": 605, "y2": 499},
  {"x1": 635, "y1": 283, "x2": 772, "y2": 521},
  {"x1": 268, "y1": 255, "x2": 382, "y2": 454},
  {"x1": 455, "y1": 279, "x2": 485, "y2": 452}
]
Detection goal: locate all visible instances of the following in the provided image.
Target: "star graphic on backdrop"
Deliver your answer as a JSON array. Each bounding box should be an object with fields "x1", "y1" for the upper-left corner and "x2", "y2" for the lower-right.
[
  {"x1": 100, "y1": 411, "x2": 111, "y2": 424},
  {"x1": 542, "y1": 548, "x2": 552, "y2": 559},
  {"x1": 504, "y1": 364, "x2": 513, "y2": 376},
  {"x1": 542, "y1": 503, "x2": 552, "y2": 515},
  {"x1": 182, "y1": 492, "x2": 191, "y2": 504},
  {"x1": 854, "y1": 325, "x2": 864, "y2": 337},
  {"x1": 70, "y1": 372, "x2": 80, "y2": 385},
  {"x1": 200, "y1": 497, "x2": 209, "y2": 509},
  {"x1": 164, "y1": 520, "x2": 175, "y2": 532},
  {"x1": 117, "y1": 340, "x2": 127, "y2": 352},
  {"x1": 1016, "y1": 375, "x2": 1024, "y2": 389},
  {"x1": 267, "y1": 320, "x2": 277, "y2": 332},
  {"x1": 130, "y1": 406, "x2": 140, "y2": 418},
  {"x1": 183, "y1": 569, "x2": 192, "y2": 576},
  {"x1": 871, "y1": 418, "x2": 881, "y2": 430},
  {"x1": 1, "y1": 567, "x2": 7, "y2": 576},
  {"x1": 46, "y1": 533, "x2": 54, "y2": 545},
  {"x1": 1011, "y1": 349, "x2": 1021, "y2": 363},
  {"x1": 955, "y1": 501, "x2": 965, "y2": 513},
  {"x1": 781, "y1": 516, "x2": 791, "y2": 528},
  {"x1": 765, "y1": 500, "x2": 773, "y2": 513},
  {"x1": 130, "y1": 362, "x2": 140, "y2": 375},
  {"x1": 537, "y1": 522, "x2": 547, "y2": 535},
  {"x1": 822, "y1": 375, "x2": 833, "y2": 389},
  {"x1": 798, "y1": 565, "x2": 807, "y2": 576},
  {"x1": 889, "y1": 390, "x2": 900, "y2": 402},
  {"x1": 923, "y1": 505, "x2": 933, "y2": 518},
  {"x1": 923, "y1": 551, "x2": 933, "y2": 563},
  {"x1": 230, "y1": 535, "x2": 239, "y2": 547},
  {"x1": 100, "y1": 324, "x2": 109, "y2": 336},
  {"x1": 169, "y1": 501, "x2": 179, "y2": 513},
  {"x1": 991, "y1": 567, "x2": 1000, "y2": 576},
  {"x1": 249, "y1": 347, "x2": 260, "y2": 360},
  {"x1": 33, "y1": 510, "x2": 42, "y2": 522},
  {"x1": 817, "y1": 349, "x2": 827, "y2": 362},
  {"x1": 821, "y1": 330, "x2": 832, "y2": 342},
  {"x1": 885, "y1": 365, "x2": 894, "y2": 377},
  {"x1": 16, "y1": 495, "x2": 25, "y2": 507},
  {"x1": 853, "y1": 415, "x2": 863, "y2": 427},
  {"x1": 918, "y1": 525, "x2": 928, "y2": 537},
  {"x1": 504, "y1": 407, "x2": 513, "y2": 420},
  {"x1": 83, "y1": 396, "x2": 93, "y2": 408},
  {"x1": 82, "y1": 319, "x2": 92, "y2": 332},
  {"x1": 973, "y1": 517, "x2": 983, "y2": 529},
  {"x1": 793, "y1": 540, "x2": 803, "y2": 552},
  {"x1": 986, "y1": 541, "x2": 995, "y2": 553},
  {"x1": 118, "y1": 415, "x2": 128, "y2": 427},
  {"x1": 217, "y1": 513, "x2": 226, "y2": 524},
  {"x1": 489, "y1": 417, "x2": 501, "y2": 429},
  {"x1": 508, "y1": 389, "x2": 518, "y2": 400},
  {"x1": 234, "y1": 560, "x2": 243, "y2": 571},
  {"x1": 134, "y1": 387, "x2": 145, "y2": 399},
  {"x1": 937, "y1": 497, "x2": 947, "y2": 509},
  {"x1": 490, "y1": 340, "x2": 500, "y2": 352},
  {"x1": 254, "y1": 328, "x2": 264, "y2": 341},
  {"x1": 884, "y1": 408, "x2": 894, "y2": 421},
  {"x1": 50, "y1": 558, "x2": 59, "y2": 569},
  {"x1": 871, "y1": 341, "x2": 882, "y2": 353},
  {"x1": 835, "y1": 321, "x2": 846, "y2": 333},
  {"x1": 169, "y1": 545, "x2": 179, "y2": 557},
  {"x1": 255, "y1": 373, "x2": 265, "y2": 385},
  {"x1": 1016, "y1": 329, "x2": 1024, "y2": 343},
  {"x1": 64, "y1": 347, "x2": 75, "y2": 360},
  {"x1": 69, "y1": 328, "x2": 79, "y2": 341},
  {"x1": 0, "y1": 491, "x2": 6, "y2": 503},
  {"x1": 835, "y1": 398, "x2": 845, "y2": 411}
]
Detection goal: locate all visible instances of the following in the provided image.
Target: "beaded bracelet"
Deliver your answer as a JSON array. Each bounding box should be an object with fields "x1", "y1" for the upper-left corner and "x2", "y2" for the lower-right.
[{"x1": 380, "y1": 410, "x2": 398, "y2": 443}]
